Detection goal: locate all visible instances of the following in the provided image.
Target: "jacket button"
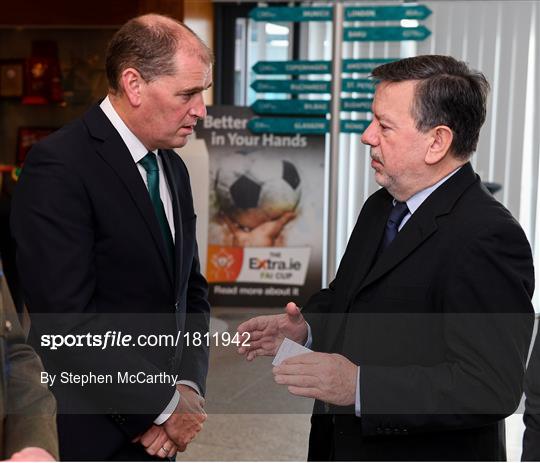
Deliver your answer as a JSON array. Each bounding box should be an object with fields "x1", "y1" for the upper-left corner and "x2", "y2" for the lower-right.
[
  {"x1": 5, "y1": 321, "x2": 12, "y2": 332},
  {"x1": 175, "y1": 302, "x2": 180, "y2": 311}
]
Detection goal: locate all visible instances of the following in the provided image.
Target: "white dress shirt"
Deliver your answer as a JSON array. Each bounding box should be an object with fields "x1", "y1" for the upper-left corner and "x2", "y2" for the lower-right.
[{"x1": 100, "y1": 96, "x2": 200, "y2": 424}]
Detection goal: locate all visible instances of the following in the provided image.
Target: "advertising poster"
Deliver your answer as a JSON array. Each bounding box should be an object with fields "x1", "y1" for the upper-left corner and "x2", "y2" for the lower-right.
[{"x1": 196, "y1": 106, "x2": 324, "y2": 307}]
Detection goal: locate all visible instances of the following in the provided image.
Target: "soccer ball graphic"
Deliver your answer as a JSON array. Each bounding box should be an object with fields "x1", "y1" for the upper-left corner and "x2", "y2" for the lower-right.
[{"x1": 215, "y1": 155, "x2": 301, "y2": 229}]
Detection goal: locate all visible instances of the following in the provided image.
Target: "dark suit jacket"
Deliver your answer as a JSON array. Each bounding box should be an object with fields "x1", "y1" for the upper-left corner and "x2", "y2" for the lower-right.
[
  {"x1": 303, "y1": 163, "x2": 534, "y2": 461},
  {"x1": 10, "y1": 103, "x2": 210, "y2": 460},
  {"x1": 523, "y1": 328, "x2": 540, "y2": 461}
]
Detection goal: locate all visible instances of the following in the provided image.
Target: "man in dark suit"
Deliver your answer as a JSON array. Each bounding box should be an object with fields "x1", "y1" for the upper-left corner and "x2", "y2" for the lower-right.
[
  {"x1": 11, "y1": 14, "x2": 212, "y2": 461},
  {"x1": 238, "y1": 55, "x2": 534, "y2": 461},
  {"x1": 523, "y1": 329, "x2": 540, "y2": 460}
]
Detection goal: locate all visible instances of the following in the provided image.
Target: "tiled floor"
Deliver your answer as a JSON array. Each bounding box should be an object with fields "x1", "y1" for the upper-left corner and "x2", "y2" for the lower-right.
[{"x1": 179, "y1": 307, "x2": 530, "y2": 461}]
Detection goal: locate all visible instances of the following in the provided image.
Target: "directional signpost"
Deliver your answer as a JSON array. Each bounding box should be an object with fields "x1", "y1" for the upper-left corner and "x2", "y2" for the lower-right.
[
  {"x1": 344, "y1": 25, "x2": 431, "y2": 42},
  {"x1": 251, "y1": 80, "x2": 330, "y2": 94},
  {"x1": 252, "y1": 59, "x2": 396, "y2": 75},
  {"x1": 249, "y1": 6, "x2": 332, "y2": 22},
  {"x1": 345, "y1": 5, "x2": 432, "y2": 21},
  {"x1": 251, "y1": 79, "x2": 375, "y2": 94},
  {"x1": 251, "y1": 98, "x2": 373, "y2": 116},
  {"x1": 250, "y1": 5, "x2": 432, "y2": 22},
  {"x1": 248, "y1": 118, "x2": 369, "y2": 134}
]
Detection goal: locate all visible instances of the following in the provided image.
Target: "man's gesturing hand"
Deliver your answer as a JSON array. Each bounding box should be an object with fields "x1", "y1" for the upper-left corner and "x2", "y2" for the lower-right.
[
  {"x1": 163, "y1": 384, "x2": 207, "y2": 452},
  {"x1": 273, "y1": 352, "x2": 358, "y2": 406},
  {"x1": 237, "y1": 302, "x2": 308, "y2": 360}
]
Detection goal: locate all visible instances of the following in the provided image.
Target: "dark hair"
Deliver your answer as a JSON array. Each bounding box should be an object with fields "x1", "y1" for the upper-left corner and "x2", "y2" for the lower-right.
[
  {"x1": 105, "y1": 15, "x2": 213, "y2": 94},
  {"x1": 371, "y1": 55, "x2": 490, "y2": 160}
]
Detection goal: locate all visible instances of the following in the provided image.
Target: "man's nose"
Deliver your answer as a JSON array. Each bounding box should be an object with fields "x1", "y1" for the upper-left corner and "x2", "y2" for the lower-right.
[
  {"x1": 190, "y1": 93, "x2": 207, "y2": 119},
  {"x1": 360, "y1": 120, "x2": 378, "y2": 146}
]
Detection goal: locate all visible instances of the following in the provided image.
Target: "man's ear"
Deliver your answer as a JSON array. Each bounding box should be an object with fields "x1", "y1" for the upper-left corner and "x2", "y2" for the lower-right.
[
  {"x1": 425, "y1": 125, "x2": 453, "y2": 165},
  {"x1": 119, "y1": 68, "x2": 144, "y2": 107}
]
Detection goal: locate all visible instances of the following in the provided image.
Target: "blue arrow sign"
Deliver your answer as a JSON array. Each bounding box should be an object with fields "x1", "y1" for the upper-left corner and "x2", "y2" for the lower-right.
[
  {"x1": 252, "y1": 59, "x2": 397, "y2": 75},
  {"x1": 251, "y1": 80, "x2": 330, "y2": 94},
  {"x1": 249, "y1": 6, "x2": 332, "y2": 22},
  {"x1": 344, "y1": 25, "x2": 431, "y2": 42},
  {"x1": 345, "y1": 5, "x2": 432, "y2": 21},
  {"x1": 248, "y1": 118, "x2": 371, "y2": 134}
]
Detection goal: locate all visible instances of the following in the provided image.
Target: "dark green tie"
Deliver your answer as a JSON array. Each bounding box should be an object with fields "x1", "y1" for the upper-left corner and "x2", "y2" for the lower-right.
[{"x1": 138, "y1": 152, "x2": 174, "y2": 266}]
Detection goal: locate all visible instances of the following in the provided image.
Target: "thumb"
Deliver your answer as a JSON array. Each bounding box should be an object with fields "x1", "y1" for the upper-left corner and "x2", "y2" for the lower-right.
[{"x1": 285, "y1": 301, "x2": 302, "y2": 321}]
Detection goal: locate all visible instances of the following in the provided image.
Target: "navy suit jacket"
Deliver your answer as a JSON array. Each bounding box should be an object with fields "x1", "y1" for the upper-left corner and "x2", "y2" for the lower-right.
[{"x1": 11, "y1": 103, "x2": 210, "y2": 460}]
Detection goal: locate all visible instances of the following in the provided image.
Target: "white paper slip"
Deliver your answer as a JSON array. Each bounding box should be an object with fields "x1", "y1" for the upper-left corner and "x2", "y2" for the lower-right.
[{"x1": 272, "y1": 337, "x2": 313, "y2": 366}]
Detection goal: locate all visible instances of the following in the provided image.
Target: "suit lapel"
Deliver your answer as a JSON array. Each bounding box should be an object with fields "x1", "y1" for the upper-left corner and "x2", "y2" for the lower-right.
[
  {"x1": 344, "y1": 194, "x2": 393, "y2": 302},
  {"x1": 159, "y1": 149, "x2": 184, "y2": 298},
  {"x1": 83, "y1": 105, "x2": 174, "y2": 284},
  {"x1": 353, "y1": 163, "x2": 479, "y2": 298}
]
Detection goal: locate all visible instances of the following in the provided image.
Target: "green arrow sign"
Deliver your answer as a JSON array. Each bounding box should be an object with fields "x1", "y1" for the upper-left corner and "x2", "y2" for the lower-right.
[
  {"x1": 341, "y1": 98, "x2": 373, "y2": 112},
  {"x1": 253, "y1": 60, "x2": 331, "y2": 75},
  {"x1": 252, "y1": 79, "x2": 375, "y2": 95},
  {"x1": 251, "y1": 98, "x2": 373, "y2": 115},
  {"x1": 345, "y1": 5, "x2": 432, "y2": 21},
  {"x1": 248, "y1": 118, "x2": 370, "y2": 134},
  {"x1": 344, "y1": 25, "x2": 431, "y2": 42},
  {"x1": 252, "y1": 59, "x2": 396, "y2": 75},
  {"x1": 342, "y1": 58, "x2": 395, "y2": 73},
  {"x1": 249, "y1": 6, "x2": 332, "y2": 22},
  {"x1": 251, "y1": 99, "x2": 329, "y2": 115},
  {"x1": 248, "y1": 118, "x2": 329, "y2": 134},
  {"x1": 341, "y1": 120, "x2": 370, "y2": 134},
  {"x1": 342, "y1": 79, "x2": 376, "y2": 93},
  {"x1": 249, "y1": 5, "x2": 431, "y2": 22},
  {"x1": 251, "y1": 80, "x2": 330, "y2": 94}
]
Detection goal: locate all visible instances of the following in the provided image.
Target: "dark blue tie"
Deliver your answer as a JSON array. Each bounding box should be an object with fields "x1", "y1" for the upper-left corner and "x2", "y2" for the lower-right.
[{"x1": 381, "y1": 201, "x2": 409, "y2": 251}]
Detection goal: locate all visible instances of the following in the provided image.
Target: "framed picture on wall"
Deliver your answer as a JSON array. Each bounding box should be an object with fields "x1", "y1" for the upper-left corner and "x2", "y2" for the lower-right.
[
  {"x1": 0, "y1": 60, "x2": 24, "y2": 98},
  {"x1": 16, "y1": 127, "x2": 56, "y2": 164}
]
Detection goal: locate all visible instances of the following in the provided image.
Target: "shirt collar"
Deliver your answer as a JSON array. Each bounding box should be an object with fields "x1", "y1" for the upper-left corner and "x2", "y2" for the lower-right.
[
  {"x1": 99, "y1": 96, "x2": 157, "y2": 163},
  {"x1": 396, "y1": 167, "x2": 462, "y2": 214}
]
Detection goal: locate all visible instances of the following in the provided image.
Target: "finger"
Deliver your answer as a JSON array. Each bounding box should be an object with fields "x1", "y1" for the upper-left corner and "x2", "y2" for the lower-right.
[
  {"x1": 285, "y1": 301, "x2": 302, "y2": 320},
  {"x1": 177, "y1": 443, "x2": 187, "y2": 453},
  {"x1": 222, "y1": 214, "x2": 238, "y2": 233},
  {"x1": 139, "y1": 426, "x2": 161, "y2": 448},
  {"x1": 246, "y1": 347, "x2": 273, "y2": 361},
  {"x1": 237, "y1": 317, "x2": 268, "y2": 334},
  {"x1": 146, "y1": 431, "x2": 169, "y2": 456},
  {"x1": 287, "y1": 385, "x2": 321, "y2": 399},
  {"x1": 275, "y1": 211, "x2": 296, "y2": 229},
  {"x1": 274, "y1": 373, "x2": 318, "y2": 388},
  {"x1": 280, "y1": 352, "x2": 321, "y2": 365},
  {"x1": 273, "y1": 363, "x2": 319, "y2": 376},
  {"x1": 167, "y1": 445, "x2": 178, "y2": 458}
]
